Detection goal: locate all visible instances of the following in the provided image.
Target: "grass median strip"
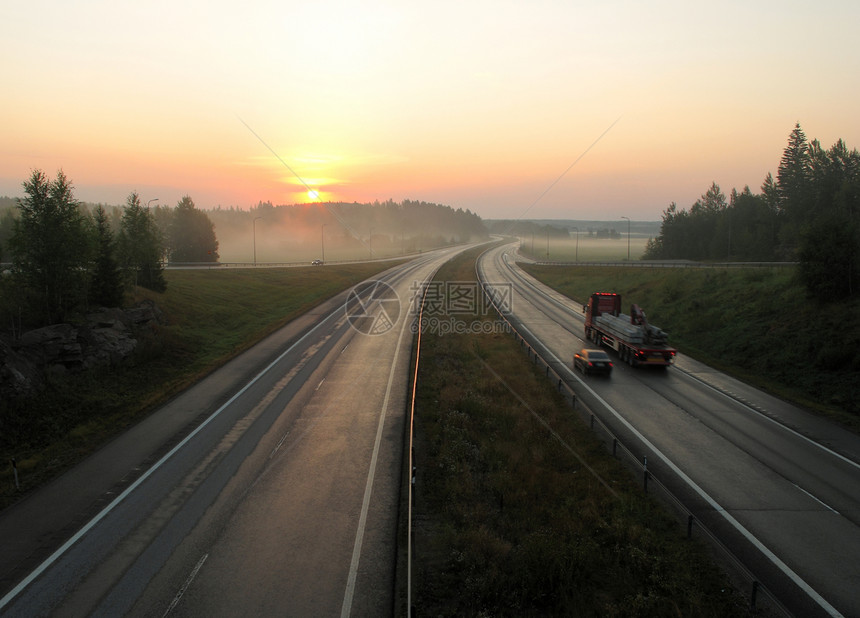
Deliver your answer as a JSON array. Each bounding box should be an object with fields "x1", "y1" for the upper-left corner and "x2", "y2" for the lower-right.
[{"x1": 402, "y1": 246, "x2": 751, "y2": 616}]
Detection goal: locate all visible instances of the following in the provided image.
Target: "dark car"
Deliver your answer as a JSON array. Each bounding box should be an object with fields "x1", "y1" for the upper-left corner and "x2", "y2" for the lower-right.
[{"x1": 573, "y1": 348, "x2": 613, "y2": 376}]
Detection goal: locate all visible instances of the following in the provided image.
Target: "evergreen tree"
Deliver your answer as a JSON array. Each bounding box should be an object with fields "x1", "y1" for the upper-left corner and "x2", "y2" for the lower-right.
[
  {"x1": 798, "y1": 214, "x2": 859, "y2": 298},
  {"x1": 90, "y1": 205, "x2": 125, "y2": 306},
  {"x1": 168, "y1": 195, "x2": 219, "y2": 262},
  {"x1": 761, "y1": 172, "x2": 780, "y2": 214},
  {"x1": 9, "y1": 169, "x2": 89, "y2": 323},
  {"x1": 119, "y1": 192, "x2": 166, "y2": 292},
  {"x1": 777, "y1": 122, "x2": 812, "y2": 222}
]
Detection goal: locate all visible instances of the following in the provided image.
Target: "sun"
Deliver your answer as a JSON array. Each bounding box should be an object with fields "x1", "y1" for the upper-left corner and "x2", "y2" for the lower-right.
[{"x1": 307, "y1": 189, "x2": 320, "y2": 201}]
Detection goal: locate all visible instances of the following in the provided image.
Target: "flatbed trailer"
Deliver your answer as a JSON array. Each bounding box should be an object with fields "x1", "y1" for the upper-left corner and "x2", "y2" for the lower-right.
[{"x1": 584, "y1": 292, "x2": 676, "y2": 367}]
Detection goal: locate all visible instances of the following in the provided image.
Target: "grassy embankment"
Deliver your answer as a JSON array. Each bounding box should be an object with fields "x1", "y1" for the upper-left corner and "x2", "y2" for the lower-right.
[
  {"x1": 0, "y1": 262, "x2": 398, "y2": 508},
  {"x1": 520, "y1": 263, "x2": 860, "y2": 431},
  {"x1": 402, "y1": 245, "x2": 751, "y2": 616}
]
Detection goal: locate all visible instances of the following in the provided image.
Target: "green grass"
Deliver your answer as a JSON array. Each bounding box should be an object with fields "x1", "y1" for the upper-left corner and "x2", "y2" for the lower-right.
[
  {"x1": 402, "y1": 246, "x2": 751, "y2": 616},
  {"x1": 520, "y1": 264, "x2": 860, "y2": 431},
  {"x1": 0, "y1": 262, "x2": 399, "y2": 508}
]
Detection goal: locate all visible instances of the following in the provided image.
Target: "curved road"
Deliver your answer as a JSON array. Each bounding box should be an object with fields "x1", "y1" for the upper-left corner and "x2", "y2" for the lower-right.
[
  {"x1": 0, "y1": 245, "x2": 471, "y2": 616},
  {"x1": 478, "y1": 243, "x2": 860, "y2": 618}
]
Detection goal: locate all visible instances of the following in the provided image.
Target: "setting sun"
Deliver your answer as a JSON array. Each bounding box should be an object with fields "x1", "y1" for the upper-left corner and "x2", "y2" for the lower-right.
[{"x1": 307, "y1": 189, "x2": 320, "y2": 201}]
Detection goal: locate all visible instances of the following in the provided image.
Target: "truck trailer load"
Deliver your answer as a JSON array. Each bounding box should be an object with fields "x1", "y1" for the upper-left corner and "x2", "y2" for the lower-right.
[{"x1": 583, "y1": 292, "x2": 676, "y2": 367}]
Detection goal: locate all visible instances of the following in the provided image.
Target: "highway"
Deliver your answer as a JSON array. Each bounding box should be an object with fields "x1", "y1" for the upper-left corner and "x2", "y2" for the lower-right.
[
  {"x1": 477, "y1": 243, "x2": 860, "y2": 618},
  {"x1": 0, "y1": 246, "x2": 470, "y2": 616}
]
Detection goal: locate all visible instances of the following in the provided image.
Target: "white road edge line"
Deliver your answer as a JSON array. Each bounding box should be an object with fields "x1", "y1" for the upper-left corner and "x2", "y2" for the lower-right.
[
  {"x1": 677, "y1": 369, "x2": 860, "y2": 471},
  {"x1": 484, "y1": 248, "x2": 844, "y2": 617},
  {"x1": 340, "y1": 284, "x2": 415, "y2": 618},
  {"x1": 505, "y1": 245, "x2": 860, "y2": 472},
  {"x1": 793, "y1": 484, "x2": 840, "y2": 515},
  {"x1": 0, "y1": 306, "x2": 345, "y2": 612},
  {"x1": 513, "y1": 317, "x2": 844, "y2": 618}
]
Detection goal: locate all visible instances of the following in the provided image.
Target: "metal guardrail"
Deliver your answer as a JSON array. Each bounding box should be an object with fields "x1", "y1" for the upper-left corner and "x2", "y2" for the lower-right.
[
  {"x1": 475, "y1": 260, "x2": 793, "y2": 617},
  {"x1": 530, "y1": 259, "x2": 799, "y2": 268},
  {"x1": 405, "y1": 282, "x2": 431, "y2": 617}
]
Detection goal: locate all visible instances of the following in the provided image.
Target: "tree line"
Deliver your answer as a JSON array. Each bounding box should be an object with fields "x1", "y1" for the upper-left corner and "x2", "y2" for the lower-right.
[
  {"x1": 206, "y1": 198, "x2": 488, "y2": 258},
  {"x1": 0, "y1": 169, "x2": 219, "y2": 330},
  {"x1": 644, "y1": 123, "x2": 860, "y2": 297}
]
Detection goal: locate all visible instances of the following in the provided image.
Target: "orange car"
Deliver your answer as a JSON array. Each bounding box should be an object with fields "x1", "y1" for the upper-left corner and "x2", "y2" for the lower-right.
[{"x1": 573, "y1": 348, "x2": 613, "y2": 376}]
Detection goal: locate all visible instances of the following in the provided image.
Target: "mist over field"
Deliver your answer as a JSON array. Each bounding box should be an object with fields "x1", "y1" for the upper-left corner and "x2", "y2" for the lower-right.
[
  {"x1": 208, "y1": 199, "x2": 488, "y2": 263},
  {"x1": 486, "y1": 219, "x2": 658, "y2": 262}
]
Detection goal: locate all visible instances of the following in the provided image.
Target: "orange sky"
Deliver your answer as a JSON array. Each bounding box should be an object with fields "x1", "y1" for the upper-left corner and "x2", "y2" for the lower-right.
[{"x1": 3, "y1": 1, "x2": 859, "y2": 220}]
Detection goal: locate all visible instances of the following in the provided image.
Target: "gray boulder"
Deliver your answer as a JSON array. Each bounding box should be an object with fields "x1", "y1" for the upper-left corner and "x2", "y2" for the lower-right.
[{"x1": 0, "y1": 301, "x2": 164, "y2": 401}]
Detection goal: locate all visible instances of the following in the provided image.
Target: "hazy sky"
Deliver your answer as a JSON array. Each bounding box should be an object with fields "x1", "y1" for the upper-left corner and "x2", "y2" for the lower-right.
[{"x1": 2, "y1": 1, "x2": 858, "y2": 220}]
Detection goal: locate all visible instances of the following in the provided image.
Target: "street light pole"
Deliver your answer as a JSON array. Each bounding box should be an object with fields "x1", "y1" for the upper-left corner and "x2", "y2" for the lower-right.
[
  {"x1": 321, "y1": 224, "x2": 327, "y2": 263},
  {"x1": 621, "y1": 216, "x2": 630, "y2": 261},
  {"x1": 253, "y1": 216, "x2": 263, "y2": 265},
  {"x1": 572, "y1": 227, "x2": 579, "y2": 262},
  {"x1": 146, "y1": 198, "x2": 159, "y2": 208}
]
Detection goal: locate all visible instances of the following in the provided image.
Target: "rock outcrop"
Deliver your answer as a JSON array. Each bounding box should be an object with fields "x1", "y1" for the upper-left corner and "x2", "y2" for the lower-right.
[{"x1": 0, "y1": 300, "x2": 163, "y2": 401}]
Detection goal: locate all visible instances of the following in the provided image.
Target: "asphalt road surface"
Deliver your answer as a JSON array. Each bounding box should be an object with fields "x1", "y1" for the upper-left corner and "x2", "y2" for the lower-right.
[
  {"x1": 0, "y1": 246, "x2": 471, "y2": 617},
  {"x1": 478, "y1": 243, "x2": 860, "y2": 618}
]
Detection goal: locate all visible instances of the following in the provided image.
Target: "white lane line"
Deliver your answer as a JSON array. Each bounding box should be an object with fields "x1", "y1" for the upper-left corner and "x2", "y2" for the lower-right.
[
  {"x1": 269, "y1": 432, "x2": 290, "y2": 460},
  {"x1": 481, "y1": 248, "x2": 844, "y2": 618},
  {"x1": 513, "y1": 319, "x2": 844, "y2": 617},
  {"x1": 162, "y1": 553, "x2": 208, "y2": 617},
  {"x1": 340, "y1": 276, "x2": 427, "y2": 617},
  {"x1": 315, "y1": 378, "x2": 326, "y2": 391},
  {"x1": 677, "y1": 368, "x2": 860, "y2": 471},
  {"x1": 793, "y1": 484, "x2": 840, "y2": 515},
  {"x1": 505, "y1": 244, "x2": 858, "y2": 473},
  {"x1": 0, "y1": 305, "x2": 345, "y2": 612}
]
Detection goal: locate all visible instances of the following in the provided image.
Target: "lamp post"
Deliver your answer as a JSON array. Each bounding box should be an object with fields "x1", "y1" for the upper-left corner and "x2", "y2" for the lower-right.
[
  {"x1": 321, "y1": 224, "x2": 327, "y2": 263},
  {"x1": 572, "y1": 227, "x2": 579, "y2": 262},
  {"x1": 146, "y1": 198, "x2": 159, "y2": 208},
  {"x1": 253, "y1": 216, "x2": 264, "y2": 265},
  {"x1": 369, "y1": 228, "x2": 373, "y2": 259},
  {"x1": 621, "y1": 216, "x2": 630, "y2": 261},
  {"x1": 546, "y1": 229, "x2": 550, "y2": 259}
]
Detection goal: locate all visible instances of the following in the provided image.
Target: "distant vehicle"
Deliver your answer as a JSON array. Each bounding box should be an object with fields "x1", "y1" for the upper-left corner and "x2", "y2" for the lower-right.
[
  {"x1": 573, "y1": 348, "x2": 613, "y2": 376},
  {"x1": 583, "y1": 292, "x2": 676, "y2": 367},
  {"x1": 311, "y1": 259, "x2": 324, "y2": 265}
]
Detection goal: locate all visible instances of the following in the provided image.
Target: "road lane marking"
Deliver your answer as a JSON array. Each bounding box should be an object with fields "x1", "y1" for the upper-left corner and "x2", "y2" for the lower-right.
[
  {"x1": 340, "y1": 276, "x2": 428, "y2": 617},
  {"x1": 480, "y1": 247, "x2": 845, "y2": 618},
  {"x1": 793, "y1": 484, "x2": 840, "y2": 514},
  {"x1": 0, "y1": 305, "x2": 344, "y2": 612},
  {"x1": 162, "y1": 553, "x2": 208, "y2": 617},
  {"x1": 677, "y1": 369, "x2": 860, "y2": 472},
  {"x1": 500, "y1": 243, "x2": 860, "y2": 474},
  {"x1": 269, "y1": 432, "x2": 290, "y2": 459}
]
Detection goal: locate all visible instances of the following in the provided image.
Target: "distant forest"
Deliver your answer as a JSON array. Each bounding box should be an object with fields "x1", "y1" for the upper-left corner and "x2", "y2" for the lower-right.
[
  {"x1": 644, "y1": 123, "x2": 859, "y2": 297},
  {"x1": 205, "y1": 199, "x2": 488, "y2": 261},
  {"x1": 0, "y1": 187, "x2": 487, "y2": 329}
]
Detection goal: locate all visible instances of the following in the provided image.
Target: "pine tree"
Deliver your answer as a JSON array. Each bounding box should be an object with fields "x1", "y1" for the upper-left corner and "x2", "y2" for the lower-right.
[
  {"x1": 9, "y1": 169, "x2": 89, "y2": 323},
  {"x1": 90, "y1": 205, "x2": 125, "y2": 307},
  {"x1": 118, "y1": 192, "x2": 166, "y2": 292},
  {"x1": 168, "y1": 195, "x2": 219, "y2": 263},
  {"x1": 777, "y1": 122, "x2": 811, "y2": 222}
]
